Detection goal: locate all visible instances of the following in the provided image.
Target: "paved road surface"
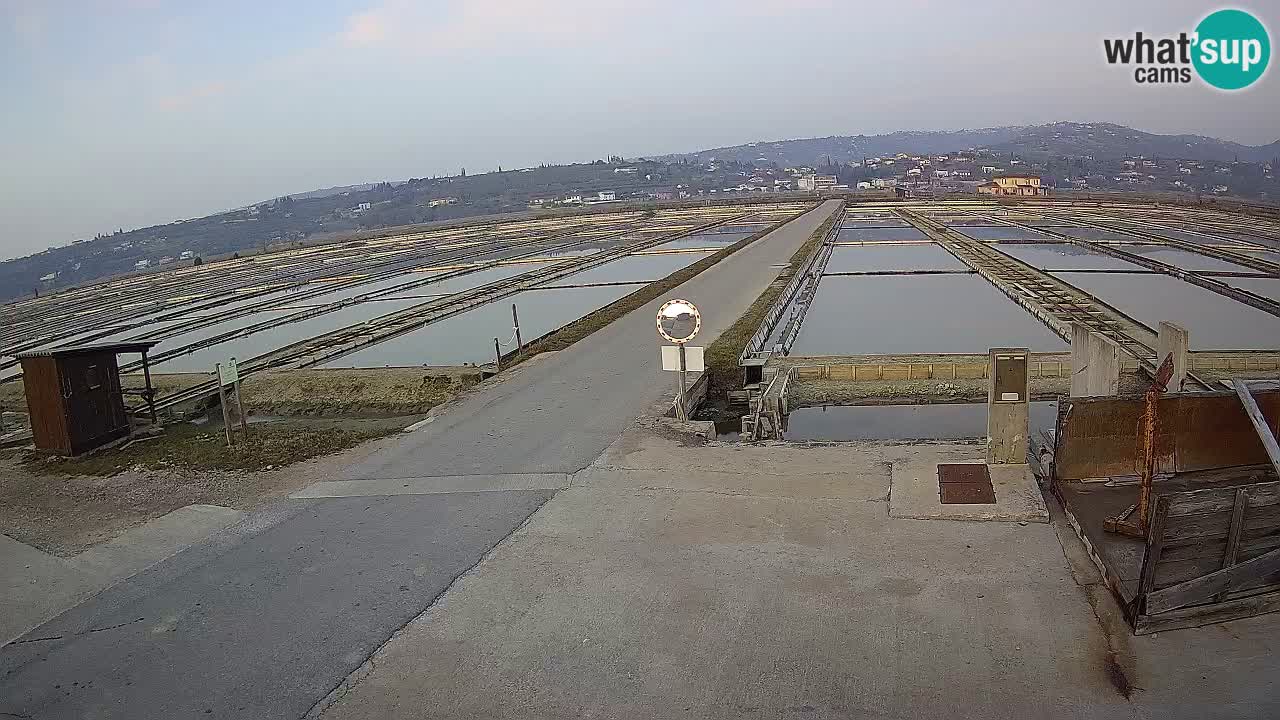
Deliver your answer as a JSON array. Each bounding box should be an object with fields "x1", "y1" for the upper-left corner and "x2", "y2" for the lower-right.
[{"x1": 0, "y1": 201, "x2": 839, "y2": 719}]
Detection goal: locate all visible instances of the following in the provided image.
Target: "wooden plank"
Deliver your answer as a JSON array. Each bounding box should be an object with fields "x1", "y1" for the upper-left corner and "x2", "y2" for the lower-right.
[
  {"x1": 1165, "y1": 479, "x2": 1280, "y2": 517},
  {"x1": 1152, "y1": 538, "x2": 1280, "y2": 588},
  {"x1": 1216, "y1": 488, "x2": 1249, "y2": 602},
  {"x1": 1155, "y1": 556, "x2": 1231, "y2": 589},
  {"x1": 1158, "y1": 528, "x2": 1280, "y2": 563},
  {"x1": 1162, "y1": 505, "x2": 1280, "y2": 544},
  {"x1": 1158, "y1": 538, "x2": 1228, "y2": 564},
  {"x1": 1160, "y1": 512, "x2": 1234, "y2": 544},
  {"x1": 1146, "y1": 545, "x2": 1280, "y2": 614},
  {"x1": 1234, "y1": 379, "x2": 1280, "y2": 479},
  {"x1": 1135, "y1": 587, "x2": 1280, "y2": 635},
  {"x1": 1138, "y1": 496, "x2": 1170, "y2": 597}
]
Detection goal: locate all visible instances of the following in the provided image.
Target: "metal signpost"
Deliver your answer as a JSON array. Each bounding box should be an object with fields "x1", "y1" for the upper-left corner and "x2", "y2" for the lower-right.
[{"x1": 657, "y1": 299, "x2": 703, "y2": 420}]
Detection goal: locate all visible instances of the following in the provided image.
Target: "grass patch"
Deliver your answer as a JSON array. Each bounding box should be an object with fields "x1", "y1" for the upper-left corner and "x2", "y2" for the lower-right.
[
  {"x1": 507, "y1": 211, "x2": 806, "y2": 362},
  {"x1": 22, "y1": 420, "x2": 402, "y2": 477},
  {"x1": 237, "y1": 368, "x2": 479, "y2": 417},
  {"x1": 704, "y1": 209, "x2": 840, "y2": 397}
]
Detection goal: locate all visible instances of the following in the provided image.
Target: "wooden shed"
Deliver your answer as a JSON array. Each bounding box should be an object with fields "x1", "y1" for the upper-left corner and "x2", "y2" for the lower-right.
[{"x1": 16, "y1": 341, "x2": 159, "y2": 456}]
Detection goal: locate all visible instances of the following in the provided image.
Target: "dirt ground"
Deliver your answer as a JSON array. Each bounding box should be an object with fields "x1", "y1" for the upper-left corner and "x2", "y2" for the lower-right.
[
  {"x1": 0, "y1": 416, "x2": 417, "y2": 556},
  {"x1": 0, "y1": 366, "x2": 489, "y2": 556}
]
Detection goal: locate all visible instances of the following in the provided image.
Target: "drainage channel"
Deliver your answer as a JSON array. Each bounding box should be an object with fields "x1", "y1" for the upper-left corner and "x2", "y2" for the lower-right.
[{"x1": 784, "y1": 400, "x2": 1059, "y2": 442}]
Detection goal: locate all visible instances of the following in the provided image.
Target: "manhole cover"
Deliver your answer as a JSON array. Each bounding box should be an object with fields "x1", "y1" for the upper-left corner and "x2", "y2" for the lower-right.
[{"x1": 938, "y1": 463, "x2": 996, "y2": 504}]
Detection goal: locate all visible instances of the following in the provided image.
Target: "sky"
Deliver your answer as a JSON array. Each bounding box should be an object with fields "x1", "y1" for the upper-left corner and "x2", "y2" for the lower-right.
[{"x1": 2, "y1": 0, "x2": 1278, "y2": 260}]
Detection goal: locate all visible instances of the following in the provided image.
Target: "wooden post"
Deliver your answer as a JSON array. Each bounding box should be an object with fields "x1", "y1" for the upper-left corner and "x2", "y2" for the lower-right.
[
  {"x1": 512, "y1": 303, "x2": 523, "y2": 358},
  {"x1": 233, "y1": 369, "x2": 249, "y2": 441},
  {"x1": 1215, "y1": 488, "x2": 1248, "y2": 602},
  {"x1": 216, "y1": 363, "x2": 233, "y2": 448},
  {"x1": 1233, "y1": 379, "x2": 1280, "y2": 478},
  {"x1": 1136, "y1": 496, "x2": 1170, "y2": 603},
  {"x1": 141, "y1": 349, "x2": 158, "y2": 424}
]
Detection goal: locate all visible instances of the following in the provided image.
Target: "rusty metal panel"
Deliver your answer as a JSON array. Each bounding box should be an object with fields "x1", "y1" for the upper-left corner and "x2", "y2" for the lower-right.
[
  {"x1": 941, "y1": 483, "x2": 997, "y2": 504},
  {"x1": 938, "y1": 463, "x2": 996, "y2": 504},
  {"x1": 1055, "y1": 391, "x2": 1280, "y2": 481},
  {"x1": 939, "y1": 463, "x2": 990, "y2": 485},
  {"x1": 19, "y1": 356, "x2": 70, "y2": 455}
]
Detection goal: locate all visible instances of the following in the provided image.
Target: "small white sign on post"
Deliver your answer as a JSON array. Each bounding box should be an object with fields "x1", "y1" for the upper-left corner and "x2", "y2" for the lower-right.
[
  {"x1": 214, "y1": 357, "x2": 249, "y2": 445},
  {"x1": 662, "y1": 345, "x2": 704, "y2": 372},
  {"x1": 218, "y1": 357, "x2": 239, "y2": 387},
  {"x1": 661, "y1": 345, "x2": 680, "y2": 371},
  {"x1": 686, "y1": 345, "x2": 706, "y2": 371}
]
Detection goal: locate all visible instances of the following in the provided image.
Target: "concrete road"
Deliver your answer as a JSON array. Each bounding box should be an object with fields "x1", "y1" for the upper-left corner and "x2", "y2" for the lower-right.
[
  {"x1": 0, "y1": 201, "x2": 841, "y2": 719},
  {"x1": 316, "y1": 427, "x2": 1280, "y2": 720}
]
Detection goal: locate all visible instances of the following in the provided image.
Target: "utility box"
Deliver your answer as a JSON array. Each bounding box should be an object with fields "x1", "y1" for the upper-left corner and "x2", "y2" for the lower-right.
[
  {"x1": 987, "y1": 348, "x2": 1030, "y2": 465},
  {"x1": 15, "y1": 341, "x2": 159, "y2": 456},
  {"x1": 992, "y1": 349, "x2": 1029, "y2": 403}
]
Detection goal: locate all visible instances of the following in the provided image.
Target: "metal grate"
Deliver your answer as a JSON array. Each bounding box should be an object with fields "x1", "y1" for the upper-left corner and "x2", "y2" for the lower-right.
[{"x1": 938, "y1": 463, "x2": 996, "y2": 504}]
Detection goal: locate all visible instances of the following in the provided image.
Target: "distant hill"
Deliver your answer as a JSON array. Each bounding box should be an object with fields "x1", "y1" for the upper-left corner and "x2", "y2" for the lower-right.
[
  {"x1": 287, "y1": 183, "x2": 380, "y2": 201},
  {"x1": 654, "y1": 127, "x2": 1026, "y2": 166},
  {"x1": 4, "y1": 121, "x2": 1277, "y2": 306},
  {"x1": 989, "y1": 122, "x2": 1280, "y2": 164},
  {"x1": 655, "y1": 122, "x2": 1280, "y2": 167},
  {"x1": 0, "y1": 160, "x2": 730, "y2": 304}
]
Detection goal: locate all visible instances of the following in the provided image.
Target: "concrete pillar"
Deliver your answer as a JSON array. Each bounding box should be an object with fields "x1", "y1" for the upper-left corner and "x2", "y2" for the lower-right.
[
  {"x1": 1070, "y1": 323, "x2": 1091, "y2": 397},
  {"x1": 1088, "y1": 333, "x2": 1120, "y2": 396},
  {"x1": 1157, "y1": 321, "x2": 1190, "y2": 392},
  {"x1": 1070, "y1": 323, "x2": 1120, "y2": 397},
  {"x1": 988, "y1": 347, "x2": 1029, "y2": 465}
]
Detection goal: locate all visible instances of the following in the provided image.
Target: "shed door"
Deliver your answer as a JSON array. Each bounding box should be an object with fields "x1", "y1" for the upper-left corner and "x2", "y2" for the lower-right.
[{"x1": 64, "y1": 356, "x2": 118, "y2": 446}]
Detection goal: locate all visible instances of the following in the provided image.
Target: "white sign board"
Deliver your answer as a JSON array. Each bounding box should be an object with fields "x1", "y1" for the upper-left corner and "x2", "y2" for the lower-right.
[
  {"x1": 661, "y1": 345, "x2": 680, "y2": 371},
  {"x1": 217, "y1": 357, "x2": 239, "y2": 387},
  {"x1": 660, "y1": 346, "x2": 705, "y2": 372},
  {"x1": 684, "y1": 346, "x2": 705, "y2": 372}
]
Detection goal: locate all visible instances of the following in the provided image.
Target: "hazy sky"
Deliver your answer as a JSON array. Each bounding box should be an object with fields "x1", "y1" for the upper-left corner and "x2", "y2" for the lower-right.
[{"x1": 2, "y1": 0, "x2": 1277, "y2": 259}]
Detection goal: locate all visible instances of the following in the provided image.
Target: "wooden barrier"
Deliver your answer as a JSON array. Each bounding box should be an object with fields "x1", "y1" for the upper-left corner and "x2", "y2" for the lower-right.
[
  {"x1": 1135, "y1": 482, "x2": 1280, "y2": 633},
  {"x1": 1052, "y1": 389, "x2": 1280, "y2": 633}
]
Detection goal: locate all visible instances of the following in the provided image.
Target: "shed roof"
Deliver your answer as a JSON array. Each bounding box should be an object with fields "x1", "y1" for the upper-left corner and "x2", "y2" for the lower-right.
[{"x1": 14, "y1": 340, "x2": 160, "y2": 360}]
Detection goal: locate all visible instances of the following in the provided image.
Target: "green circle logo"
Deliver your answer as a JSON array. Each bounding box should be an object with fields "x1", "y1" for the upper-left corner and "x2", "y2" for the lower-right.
[{"x1": 1193, "y1": 9, "x2": 1270, "y2": 90}]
